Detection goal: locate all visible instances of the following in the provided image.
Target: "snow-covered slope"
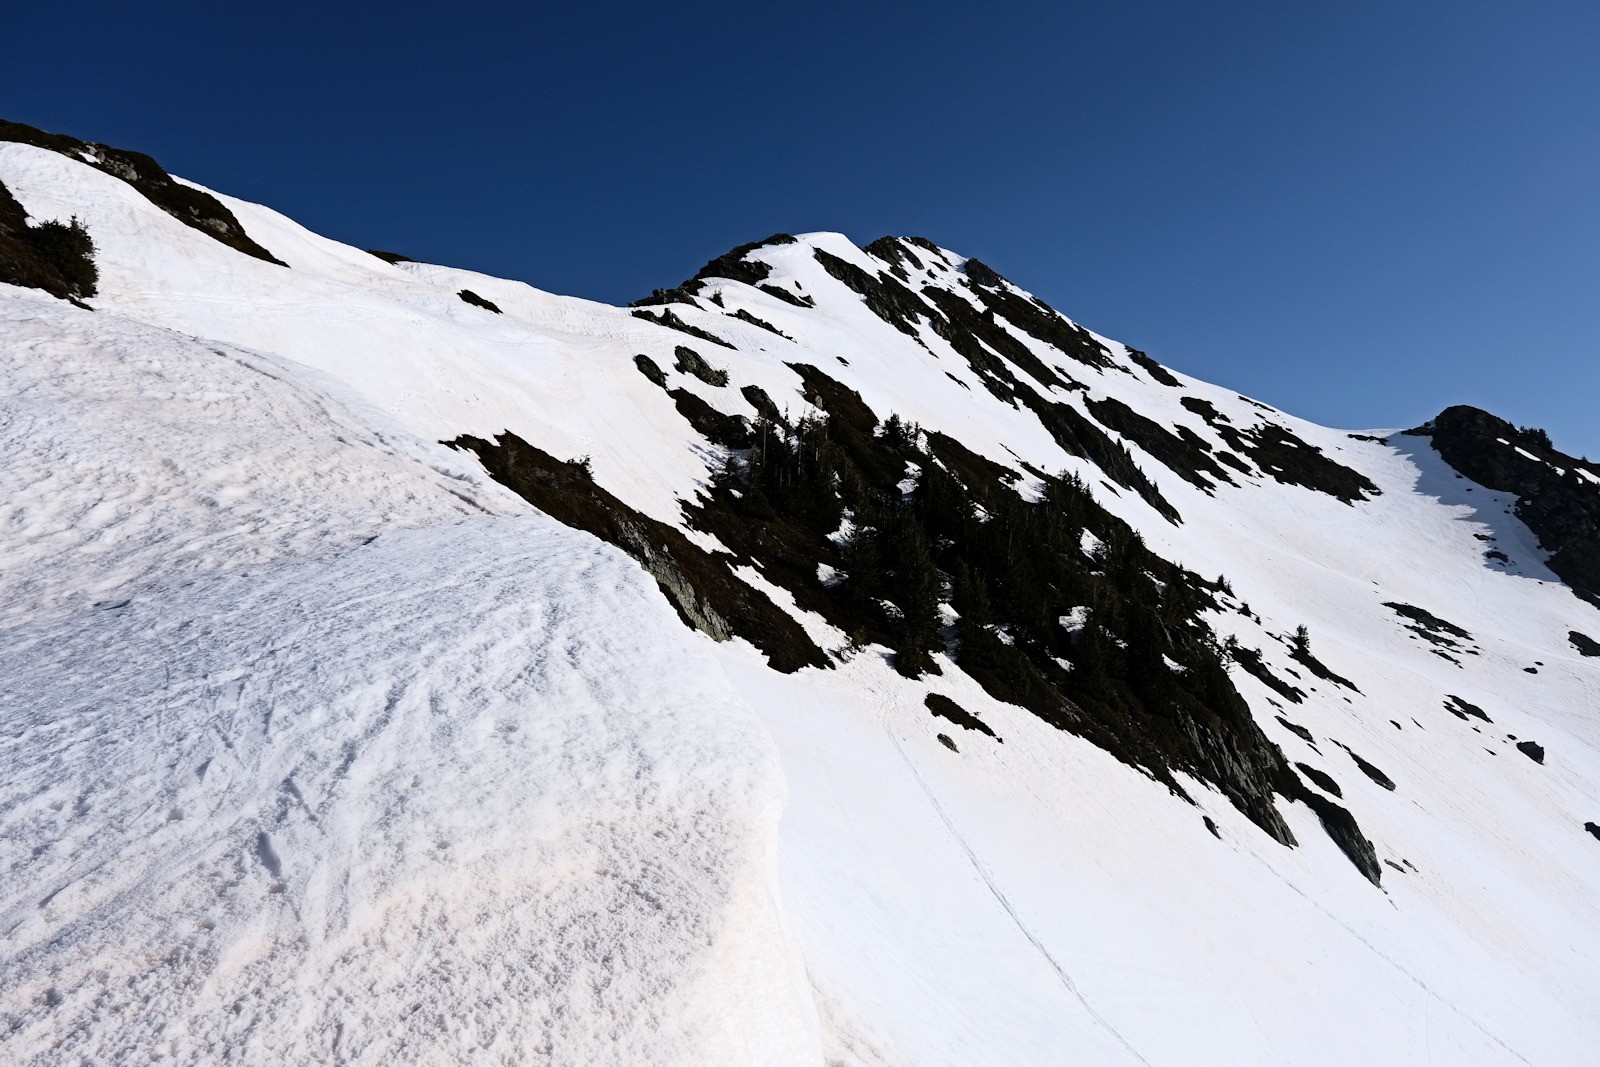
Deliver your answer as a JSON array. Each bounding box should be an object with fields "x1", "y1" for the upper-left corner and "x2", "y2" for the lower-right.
[
  {"x1": 2, "y1": 129, "x2": 1597, "y2": 1064},
  {"x1": 0, "y1": 290, "x2": 818, "y2": 1064}
]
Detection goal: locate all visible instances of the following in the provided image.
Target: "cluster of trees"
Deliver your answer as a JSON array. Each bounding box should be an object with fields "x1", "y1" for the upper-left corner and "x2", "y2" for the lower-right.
[
  {"x1": 1517, "y1": 425, "x2": 1554, "y2": 452},
  {"x1": 0, "y1": 189, "x2": 98, "y2": 300},
  {"x1": 24, "y1": 217, "x2": 97, "y2": 297},
  {"x1": 701, "y1": 404, "x2": 1246, "y2": 749}
]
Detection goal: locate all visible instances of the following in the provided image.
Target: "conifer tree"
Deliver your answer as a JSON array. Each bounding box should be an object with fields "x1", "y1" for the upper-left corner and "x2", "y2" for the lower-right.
[
  {"x1": 885, "y1": 513, "x2": 944, "y2": 678},
  {"x1": 836, "y1": 521, "x2": 884, "y2": 633}
]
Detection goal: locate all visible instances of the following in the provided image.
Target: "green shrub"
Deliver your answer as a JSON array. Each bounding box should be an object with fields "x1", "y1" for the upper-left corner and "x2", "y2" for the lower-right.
[{"x1": 25, "y1": 216, "x2": 98, "y2": 297}]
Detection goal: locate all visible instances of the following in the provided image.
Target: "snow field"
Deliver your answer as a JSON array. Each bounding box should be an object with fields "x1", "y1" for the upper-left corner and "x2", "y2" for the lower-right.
[
  {"x1": 2, "y1": 138, "x2": 1597, "y2": 1064},
  {"x1": 0, "y1": 283, "x2": 819, "y2": 1063},
  {"x1": 0, "y1": 521, "x2": 817, "y2": 1064}
]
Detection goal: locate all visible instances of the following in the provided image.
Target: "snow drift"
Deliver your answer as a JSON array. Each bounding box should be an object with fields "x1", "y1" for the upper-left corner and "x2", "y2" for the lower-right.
[{"x1": 0, "y1": 291, "x2": 817, "y2": 1064}]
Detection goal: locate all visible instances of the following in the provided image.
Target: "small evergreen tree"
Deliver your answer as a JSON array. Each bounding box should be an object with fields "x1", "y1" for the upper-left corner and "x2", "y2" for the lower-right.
[
  {"x1": 883, "y1": 512, "x2": 943, "y2": 678},
  {"x1": 836, "y1": 522, "x2": 884, "y2": 631},
  {"x1": 25, "y1": 216, "x2": 97, "y2": 297}
]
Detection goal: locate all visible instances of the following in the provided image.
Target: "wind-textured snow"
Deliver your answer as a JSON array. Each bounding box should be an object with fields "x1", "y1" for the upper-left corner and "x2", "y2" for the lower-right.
[
  {"x1": 1, "y1": 520, "x2": 814, "y2": 1063},
  {"x1": 0, "y1": 295, "x2": 511, "y2": 625},
  {"x1": 2, "y1": 136, "x2": 1598, "y2": 1064},
  {"x1": 0, "y1": 289, "x2": 817, "y2": 1062}
]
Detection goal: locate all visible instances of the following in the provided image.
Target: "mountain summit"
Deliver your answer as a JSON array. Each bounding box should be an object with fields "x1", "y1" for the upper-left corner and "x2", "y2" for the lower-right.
[{"x1": 2, "y1": 122, "x2": 1597, "y2": 1065}]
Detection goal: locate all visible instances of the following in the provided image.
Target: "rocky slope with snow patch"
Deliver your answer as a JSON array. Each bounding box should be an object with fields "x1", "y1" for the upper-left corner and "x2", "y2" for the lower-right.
[{"x1": 2, "y1": 122, "x2": 1597, "y2": 1065}]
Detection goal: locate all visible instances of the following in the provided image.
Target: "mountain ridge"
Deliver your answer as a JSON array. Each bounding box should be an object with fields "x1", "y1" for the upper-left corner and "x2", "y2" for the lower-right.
[{"x1": 2, "y1": 120, "x2": 1597, "y2": 1065}]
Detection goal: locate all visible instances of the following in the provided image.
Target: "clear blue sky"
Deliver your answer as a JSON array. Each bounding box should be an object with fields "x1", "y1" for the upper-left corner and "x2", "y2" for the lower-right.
[{"x1": 9, "y1": 1, "x2": 1598, "y2": 454}]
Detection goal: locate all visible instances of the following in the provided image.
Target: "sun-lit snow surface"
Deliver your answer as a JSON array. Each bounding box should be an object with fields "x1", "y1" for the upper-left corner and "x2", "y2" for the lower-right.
[
  {"x1": 0, "y1": 290, "x2": 818, "y2": 1064},
  {"x1": 3, "y1": 140, "x2": 1598, "y2": 1064}
]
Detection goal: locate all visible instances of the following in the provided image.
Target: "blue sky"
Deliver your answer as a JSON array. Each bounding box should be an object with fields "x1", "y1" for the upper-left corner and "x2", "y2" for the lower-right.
[{"x1": 9, "y1": 1, "x2": 1597, "y2": 454}]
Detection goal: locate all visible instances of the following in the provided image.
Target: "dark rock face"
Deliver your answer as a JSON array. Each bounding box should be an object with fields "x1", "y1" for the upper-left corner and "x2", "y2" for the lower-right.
[
  {"x1": 1335, "y1": 743, "x2": 1396, "y2": 791},
  {"x1": 1174, "y1": 709, "x2": 1300, "y2": 854},
  {"x1": 1222, "y1": 423, "x2": 1379, "y2": 504},
  {"x1": 1275, "y1": 767, "x2": 1383, "y2": 885},
  {"x1": 690, "y1": 359, "x2": 1326, "y2": 862},
  {"x1": 960, "y1": 257, "x2": 1114, "y2": 370},
  {"x1": 1387, "y1": 602, "x2": 1472, "y2": 644},
  {"x1": 926, "y1": 694, "x2": 999, "y2": 740},
  {"x1": 1568, "y1": 631, "x2": 1600, "y2": 657},
  {"x1": 1017, "y1": 395, "x2": 1181, "y2": 523},
  {"x1": 1585, "y1": 822, "x2": 1600, "y2": 842},
  {"x1": 1181, "y1": 396, "x2": 1228, "y2": 424},
  {"x1": 817, "y1": 247, "x2": 1189, "y2": 525},
  {"x1": 1125, "y1": 347, "x2": 1182, "y2": 387},
  {"x1": 667, "y1": 389, "x2": 750, "y2": 449},
  {"x1": 1409, "y1": 405, "x2": 1600, "y2": 604},
  {"x1": 1276, "y1": 716, "x2": 1316, "y2": 745},
  {"x1": 1445, "y1": 695, "x2": 1492, "y2": 723},
  {"x1": 631, "y1": 285, "x2": 703, "y2": 308},
  {"x1": 632, "y1": 307, "x2": 736, "y2": 349},
  {"x1": 1179, "y1": 395, "x2": 1379, "y2": 503},
  {"x1": 1085, "y1": 395, "x2": 1236, "y2": 492},
  {"x1": 1295, "y1": 762, "x2": 1344, "y2": 798},
  {"x1": 691, "y1": 235, "x2": 1205, "y2": 522},
  {"x1": 457, "y1": 289, "x2": 501, "y2": 313},
  {"x1": 1231, "y1": 645, "x2": 1305, "y2": 703},
  {"x1": 1289, "y1": 641, "x2": 1360, "y2": 692},
  {"x1": 728, "y1": 306, "x2": 791, "y2": 339},
  {"x1": 445, "y1": 432, "x2": 829, "y2": 674},
  {"x1": 740, "y1": 384, "x2": 782, "y2": 423},
  {"x1": 633, "y1": 353, "x2": 667, "y2": 387},
  {"x1": 1177, "y1": 396, "x2": 1376, "y2": 505},
  {"x1": 1388, "y1": 603, "x2": 1478, "y2": 665},
  {"x1": 920, "y1": 283, "x2": 1074, "y2": 391},
  {"x1": 449, "y1": 234, "x2": 1390, "y2": 886},
  {"x1": 689, "y1": 233, "x2": 795, "y2": 289},
  {"x1": 1516, "y1": 741, "x2": 1546, "y2": 765},
  {"x1": 630, "y1": 234, "x2": 801, "y2": 309},
  {"x1": 813, "y1": 247, "x2": 931, "y2": 341},
  {"x1": 0, "y1": 119, "x2": 282, "y2": 265},
  {"x1": 758, "y1": 282, "x2": 815, "y2": 307},
  {"x1": 672, "y1": 345, "x2": 729, "y2": 387}
]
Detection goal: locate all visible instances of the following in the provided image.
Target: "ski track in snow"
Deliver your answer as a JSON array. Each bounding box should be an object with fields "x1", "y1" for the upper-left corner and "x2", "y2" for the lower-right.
[
  {"x1": 886, "y1": 725, "x2": 1151, "y2": 1067},
  {"x1": 1237, "y1": 837, "x2": 1533, "y2": 1065}
]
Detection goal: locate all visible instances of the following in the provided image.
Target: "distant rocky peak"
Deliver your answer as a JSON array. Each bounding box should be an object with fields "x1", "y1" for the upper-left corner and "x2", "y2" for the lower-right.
[{"x1": 1410, "y1": 405, "x2": 1600, "y2": 604}]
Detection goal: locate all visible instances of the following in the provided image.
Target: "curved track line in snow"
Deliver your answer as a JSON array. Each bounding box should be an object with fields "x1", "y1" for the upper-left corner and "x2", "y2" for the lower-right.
[
  {"x1": 1239, "y1": 846, "x2": 1533, "y2": 1065},
  {"x1": 881, "y1": 710, "x2": 1152, "y2": 1067}
]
